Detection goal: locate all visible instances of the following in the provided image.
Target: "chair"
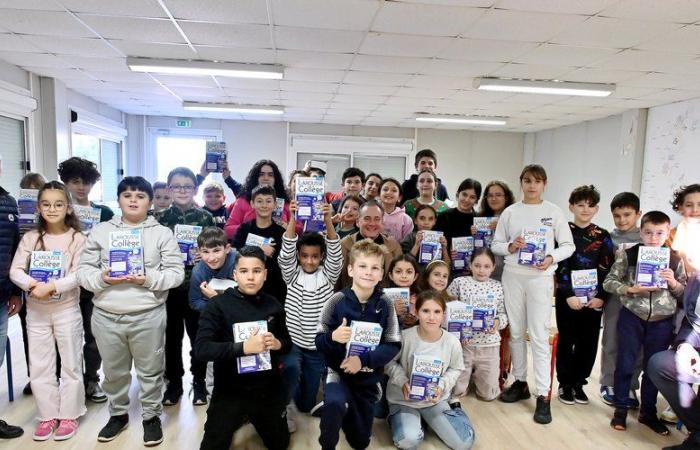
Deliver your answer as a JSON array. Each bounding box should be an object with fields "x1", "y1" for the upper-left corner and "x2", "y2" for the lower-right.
[{"x1": 5, "y1": 337, "x2": 14, "y2": 402}]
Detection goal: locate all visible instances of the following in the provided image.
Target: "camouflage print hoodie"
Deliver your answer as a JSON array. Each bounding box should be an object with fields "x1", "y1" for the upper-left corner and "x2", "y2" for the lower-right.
[{"x1": 603, "y1": 243, "x2": 686, "y2": 321}]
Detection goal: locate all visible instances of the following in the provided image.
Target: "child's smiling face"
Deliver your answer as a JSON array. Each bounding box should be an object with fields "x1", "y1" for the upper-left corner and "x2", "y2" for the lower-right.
[
  {"x1": 612, "y1": 206, "x2": 641, "y2": 232},
  {"x1": 680, "y1": 192, "x2": 700, "y2": 224}
]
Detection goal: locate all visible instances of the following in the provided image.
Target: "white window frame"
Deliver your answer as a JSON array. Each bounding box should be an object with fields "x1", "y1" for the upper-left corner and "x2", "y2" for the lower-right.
[
  {"x1": 145, "y1": 127, "x2": 223, "y2": 184},
  {"x1": 0, "y1": 79, "x2": 35, "y2": 175},
  {"x1": 286, "y1": 133, "x2": 415, "y2": 179}
]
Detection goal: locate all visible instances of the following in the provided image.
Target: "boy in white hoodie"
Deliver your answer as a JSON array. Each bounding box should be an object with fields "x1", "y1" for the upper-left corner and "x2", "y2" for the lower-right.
[{"x1": 77, "y1": 176, "x2": 184, "y2": 447}]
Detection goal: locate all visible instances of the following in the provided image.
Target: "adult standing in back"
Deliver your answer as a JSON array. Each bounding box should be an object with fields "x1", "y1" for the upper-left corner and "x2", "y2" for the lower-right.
[{"x1": 401, "y1": 149, "x2": 449, "y2": 204}]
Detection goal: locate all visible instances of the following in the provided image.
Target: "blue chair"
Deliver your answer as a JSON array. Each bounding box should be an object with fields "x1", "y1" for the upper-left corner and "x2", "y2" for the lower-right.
[{"x1": 5, "y1": 337, "x2": 13, "y2": 402}]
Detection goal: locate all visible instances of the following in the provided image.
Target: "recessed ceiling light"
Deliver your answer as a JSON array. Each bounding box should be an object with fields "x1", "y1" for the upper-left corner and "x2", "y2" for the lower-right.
[
  {"x1": 474, "y1": 77, "x2": 614, "y2": 97},
  {"x1": 183, "y1": 102, "x2": 284, "y2": 115},
  {"x1": 415, "y1": 114, "x2": 507, "y2": 125},
  {"x1": 128, "y1": 57, "x2": 284, "y2": 79}
]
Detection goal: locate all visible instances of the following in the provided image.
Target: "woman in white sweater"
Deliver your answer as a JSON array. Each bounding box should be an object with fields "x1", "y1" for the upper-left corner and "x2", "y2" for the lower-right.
[
  {"x1": 385, "y1": 290, "x2": 475, "y2": 450},
  {"x1": 491, "y1": 164, "x2": 575, "y2": 425}
]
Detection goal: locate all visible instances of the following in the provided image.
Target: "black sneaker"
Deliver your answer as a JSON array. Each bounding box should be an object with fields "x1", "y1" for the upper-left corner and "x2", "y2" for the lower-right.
[
  {"x1": 558, "y1": 386, "x2": 574, "y2": 405},
  {"x1": 573, "y1": 385, "x2": 589, "y2": 404},
  {"x1": 162, "y1": 381, "x2": 183, "y2": 406},
  {"x1": 310, "y1": 401, "x2": 324, "y2": 417},
  {"x1": 0, "y1": 420, "x2": 24, "y2": 439},
  {"x1": 192, "y1": 381, "x2": 208, "y2": 406},
  {"x1": 143, "y1": 416, "x2": 163, "y2": 446},
  {"x1": 97, "y1": 414, "x2": 129, "y2": 442},
  {"x1": 639, "y1": 414, "x2": 671, "y2": 436},
  {"x1": 23, "y1": 382, "x2": 32, "y2": 396},
  {"x1": 534, "y1": 396, "x2": 552, "y2": 424},
  {"x1": 500, "y1": 380, "x2": 531, "y2": 403}
]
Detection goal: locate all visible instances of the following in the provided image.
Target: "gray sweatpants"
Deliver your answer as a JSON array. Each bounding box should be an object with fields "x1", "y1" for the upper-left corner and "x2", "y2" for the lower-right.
[
  {"x1": 92, "y1": 305, "x2": 166, "y2": 420},
  {"x1": 599, "y1": 296, "x2": 642, "y2": 389}
]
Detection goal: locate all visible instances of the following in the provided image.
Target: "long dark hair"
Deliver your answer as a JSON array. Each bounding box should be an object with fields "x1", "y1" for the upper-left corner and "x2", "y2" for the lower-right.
[
  {"x1": 34, "y1": 181, "x2": 81, "y2": 252},
  {"x1": 479, "y1": 180, "x2": 515, "y2": 216},
  {"x1": 385, "y1": 253, "x2": 420, "y2": 293},
  {"x1": 241, "y1": 159, "x2": 289, "y2": 202}
]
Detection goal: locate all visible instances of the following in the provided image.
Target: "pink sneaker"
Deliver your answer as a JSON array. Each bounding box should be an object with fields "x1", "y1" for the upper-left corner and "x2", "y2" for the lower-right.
[
  {"x1": 54, "y1": 419, "x2": 79, "y2": 441},
  {"x1": 33, "y1": 419, "x2": 57, "y2": 441}
]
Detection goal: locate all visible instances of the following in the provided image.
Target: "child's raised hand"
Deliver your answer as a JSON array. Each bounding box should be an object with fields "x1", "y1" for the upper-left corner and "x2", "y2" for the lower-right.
[
  {"x1": 322, "y1": 203, "x2": 333, "y2": 220},
  {"x1": 289, "y1": 199, "x2": 298, "y2": 214},
  {"x1": 586, "y1": 298, "x2": 604, "y2": 309},
  {"x1": 332, "y1": 317, "x2": 352, "y2": 344},
  {"x1": 199, "y1": 161, "x2": 209, "y2": 177},
  {"x1": 243, "y1": 328, "x2": 267, "y2": 354},
  {"x1": 31, "y1": 281, "x2": 55, "y2": 300},
  {"x1": 508, "y1": 236, "x2": 526, "y2": 253},
  {"x1": 535, "y1": 255, "x2": 554, "y2": 271},
  {"x1": 394, "y1": 300, "x2": 407, "y2": 317},
  {"x1": 221, "y1": 160, "x2": 231, "y2": 179},
  {"x1": 340, "y1": 355, "x2": 362, "y2": 374},
  {"x1": 261, "y1": 243, "x2": 276, "y2": 257},
  {"x1": 566, "y1": 296, "x2": 584, "y2": 310},
  {"x1": 200, "y1": 281, "x2": 218, "y2": 299},
  {"x1": 658, "y1": 268, "x2": 679, "y2": 289},
  {"x1": 439, "y1": 235, "x2": 447, "y2": 247},
  {"x1": 331, "y1": 213, "x2": 342, "y2": 225}
]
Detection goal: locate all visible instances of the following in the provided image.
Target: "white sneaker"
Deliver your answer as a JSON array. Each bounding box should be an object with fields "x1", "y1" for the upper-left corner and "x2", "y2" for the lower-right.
[{"x1": 660, "y1": 406, "x2": 678, "y2": 424}]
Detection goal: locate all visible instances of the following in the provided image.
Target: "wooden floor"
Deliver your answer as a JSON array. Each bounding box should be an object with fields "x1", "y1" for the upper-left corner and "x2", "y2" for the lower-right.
[{"x1": 0, "y1": 314, "x2": 686, "y2": 449}]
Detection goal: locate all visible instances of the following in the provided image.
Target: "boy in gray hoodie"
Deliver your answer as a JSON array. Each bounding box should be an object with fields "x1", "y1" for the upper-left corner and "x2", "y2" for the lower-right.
[{"x1": 77, "y1": 177, "x2": 184, "y2": 447}]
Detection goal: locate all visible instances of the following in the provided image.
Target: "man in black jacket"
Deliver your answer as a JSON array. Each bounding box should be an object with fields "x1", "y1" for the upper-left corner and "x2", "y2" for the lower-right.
[
  {"x1": 401, "y1": 149, "x2": 449, "y2": 204},
  {"x1": 0, "y1": 154, "x2": 24, "y2": 439}
]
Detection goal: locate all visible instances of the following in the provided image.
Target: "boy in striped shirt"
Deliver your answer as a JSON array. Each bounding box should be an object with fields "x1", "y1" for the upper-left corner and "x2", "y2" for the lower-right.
[{"x1": 279, "y1": 199, "x2": 342, "y2": 431}]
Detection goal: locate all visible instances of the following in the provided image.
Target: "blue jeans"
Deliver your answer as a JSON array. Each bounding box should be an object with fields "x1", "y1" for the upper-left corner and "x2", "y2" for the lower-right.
[
  {"x1": 613, "y1": 307, "x2": 674, "y2": 416},
  {"x1": 281, "y1": 344, "x2": 326, "y2": 413},
  {"x1": 0, "y1": 301, "x2": 7, "y2": 370},
  {"x1": 388, "y1": 401, "x2": 475, "y2": 450}
]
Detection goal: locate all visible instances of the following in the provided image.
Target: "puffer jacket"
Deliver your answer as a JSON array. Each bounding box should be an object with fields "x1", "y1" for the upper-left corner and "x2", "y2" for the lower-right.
[{"x1": 0, "y1": 186, "x2": 20, "y2": 304}]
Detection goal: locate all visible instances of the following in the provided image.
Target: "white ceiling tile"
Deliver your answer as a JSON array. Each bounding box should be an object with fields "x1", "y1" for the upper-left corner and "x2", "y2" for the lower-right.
[
  {"x1": 23, "y1": 66, "x2": 93, "y2": 80},
  {"x1": 371, "y1": 2, "x2": 485, "y2": 37},
  {"x1": 272, "y1": 0, "x2": 378, "y2": 31},
  {"x1": 280, "y1": 91, "x2": 335, "y2": 102},
  {"x1": 393, "y1": 86, "x2": 457, "y2": 99},
  {"x1": 165, "y1": 0, "x2": 268, "y2": 24},
  {"x1": 494, "y1": 0, "x2": 617, "y2": 15},
  {"x1": 336, "y1": 84, "x2": 397, "y2": 96},
  {"x1": 152, "y1": 75, "x2": 220, "y2": 88},
  {"x1": 599, "y1": 0, "x2": 700, "y2": 23},
  {"x1": 0, "y1": 33, "x2": 43, "y2": 53},
  {"x1": 225, "y1": 91, "x2": 280, "y2": 101},
  {"x1": 398, "y1": 0, "x2": 496, "y2": 6},
  {"x1": 343, "y1": 71, "x2": 412, "y2": 86},
  {"x1": 109, "y1": 40, "x2": 194, "y2": 59},
  {"x1": 450, "y1": 89, "x2": 514, "y2": 102},
  {"x1": 284, "y1": 68, "x2": 346, "y2": 82},
  {"x1": 558, "y1": 67, "x2": 645, "y2": 83},
  {"x1": 437, "y1": 38, "x2": 538, "y2": 62},
  {"x1": 0, "y1": 50, "x2": 73, "y2": 68},
  {"x1": 275, "y1": 50, "x2": 354, "y2": 70},
  {"x1": 275, "y1": 26, "x2": 364, "y2": 53},
  {"x1": 404, "y1": 75, "x2": 471, "y2": 89},
  {"x1": 496, "y1": 93, "x2": 560, "y2": 105},
  {"x1": 589, "y1": 49, "x2": 699, "y2": 73},
  {"x1": 351, "y1": 54, "x2": 430, "y2": 73},
  {"x1": 359, "y1": 32, "x2": 453, "y2": 58},
  {"x1": 328, "y1": 102, "x2": 376, "y2": 111},
  {"x1": 213, "y1": 78, "x2": 280, "y2": 90},
  {"x1": 0, "y1": 9, "x2": 94, "y2": 38},
  {"x1": 639, "y1": 89, "x2": 700, "y2": 103},
  {"x1": 620, "y1": 72, "x2": 694, "y2": 89},
  {"x1": 194, "y1": 46, "x2": 275, "y2": 64},
  {"x1": 60, "y1": 55, "x2": 128, "y2": 71},
  {"x1": 463, "y1": 9, "x2": 587, "y2": 42},
  {"x1": 333, "y1": 93, "x2": 389, "y2": 104},
  {"x1": 491, "y1": 63, "x2": 573, "y2": 79},
  {"x1": 0, "y1": 0, "x2": 62, "y2": 10},
  {"x1": 280, "y1": 100, "x2": 330, "y2": 108},
  {"x1": 606, "y1": 98, "x2": 659, "y2": 108},
  {"x1": 78, "y1": 15, "x2": 184, "y2": 43},
  {"x1": 280, "y1": 80, "x2": 339, "y2": 93},
  {"x1": 635, "y1": 25, "x2": 700, "y2": 55},
  {"x1": 551, "y1": 17, "x2": 683, "y2": 49},
  {"x1": 179, "y1": 22, "x2": 271, "y2": 47},
  {"x1": 84, "y1": 70, "x2": 155, "y2": 83},
  {"x1": 514, "y1": 44, "x2": 620, "y2": 67},
  {"x1": 61, "y1": 0, "x2": 167, "y2": 18},
  {"x1": 384, "y1": 96, "x2": 434, "y2": 106},
  {"x1": 170, "y1": 87, "x2": 222, "y2": 98},
  {"x1": 419, "y1": 59, "x2": 504, "y2": 77},
  {"x1": 21, "y1": 35, "x2": 117, "y2": 57}
]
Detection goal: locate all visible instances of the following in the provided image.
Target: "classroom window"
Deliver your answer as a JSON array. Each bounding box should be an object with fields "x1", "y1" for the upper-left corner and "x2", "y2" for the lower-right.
[
  {"x1": 71, "y1": 133, "x2": 123, "y2": 203},
  {"x1": 0, "y1": 114, "x2": 27, "y2": 198}
]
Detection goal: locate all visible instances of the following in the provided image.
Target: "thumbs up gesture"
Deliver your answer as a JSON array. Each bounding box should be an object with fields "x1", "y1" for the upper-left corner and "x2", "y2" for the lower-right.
[
  {"x1": 332, "y1": 317, "x2": 352, "y2": 344},
  {"x1": 243, "y1": 328, "x2": 267, "y2": 354}
]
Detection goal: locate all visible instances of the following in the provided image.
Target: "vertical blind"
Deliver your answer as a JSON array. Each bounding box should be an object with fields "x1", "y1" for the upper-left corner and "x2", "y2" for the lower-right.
[{"x1": 0, "y1": 115, "x2": 26, "y2": 198}]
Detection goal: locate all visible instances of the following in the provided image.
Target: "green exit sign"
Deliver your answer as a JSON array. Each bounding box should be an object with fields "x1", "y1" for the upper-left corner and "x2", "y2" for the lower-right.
[{"x1": 176, "y1": 119, "x2": 191, "y2": 128}]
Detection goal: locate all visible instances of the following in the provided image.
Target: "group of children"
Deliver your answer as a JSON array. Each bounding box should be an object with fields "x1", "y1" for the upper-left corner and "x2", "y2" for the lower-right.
[{"x1": 0, "y1": 149, "x2": 698, "y2": 450}]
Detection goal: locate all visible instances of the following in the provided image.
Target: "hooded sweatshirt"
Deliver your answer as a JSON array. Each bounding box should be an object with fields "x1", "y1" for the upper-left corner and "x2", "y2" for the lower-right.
[
  {"x1": 382, "y1": 206, "x2": 414, "y2": 243},
  {"x1": 77, "y1": 216, "x2": 185, "y2": 315},
  {"x1": 188, "y1": 250, "x2": 238, "y2": 311}
]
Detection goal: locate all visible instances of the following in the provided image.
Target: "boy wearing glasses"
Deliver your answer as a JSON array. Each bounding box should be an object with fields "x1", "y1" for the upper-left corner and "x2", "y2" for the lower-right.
[
  {"x1": 155, "y1": 167, "x2": 214, "y2": 407},
  {"x1": 604, "y1": 210, "x2": 686, "y2": 435}
]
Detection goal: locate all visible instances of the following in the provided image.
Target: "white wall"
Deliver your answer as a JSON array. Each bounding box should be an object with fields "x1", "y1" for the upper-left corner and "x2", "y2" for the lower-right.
[
  {"x1": 417, "y1": 129, "x2": 524, "y2": 200},
  {"x1": 526, "y1": 110, "x2": 647, "y2": 230},
  {"x1": 0, "y1": 58, "x2": 29, "y2": 90}
]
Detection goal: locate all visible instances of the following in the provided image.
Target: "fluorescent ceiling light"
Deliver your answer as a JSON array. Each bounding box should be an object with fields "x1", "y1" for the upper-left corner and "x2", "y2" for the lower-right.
[
  {"x1": 183, "y1": 102, "x2": 284, "y2": 115},
  {"x1": 474, "y1": 77, "x2": 614, "y2": 97},
  {"x1": 415, "y1": 114, "x2": 507, "y2": 126},
  {"x1": 127, "y1": 57, "x2": 284, "y2": 79}
]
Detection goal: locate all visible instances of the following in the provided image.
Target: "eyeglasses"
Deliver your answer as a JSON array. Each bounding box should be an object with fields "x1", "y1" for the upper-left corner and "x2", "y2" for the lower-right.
[
  {"x1": 169, "y1": 185, "x2": 195, "y2": 192},
  {"x1": 39, "y1": 202, "x2": 67, "y2": 211}
]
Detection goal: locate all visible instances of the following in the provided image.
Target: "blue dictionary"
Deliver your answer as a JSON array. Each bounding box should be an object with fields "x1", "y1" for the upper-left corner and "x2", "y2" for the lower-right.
[
  {"x1": 571, "y1": 269, "x2": 598, "y2": 304},
  {"x1": 419, "y1": 231, "x2": 443, "y2": 264},
  {"x1": 473, "y1": 217, "x2": 496, "y2": 248},
  {"x1": 175, "y1": 224, "x2": 202, "y2": 266},
  {"x1": 636, "y1": 246, "x2": 670, "y2": 289},
  {"x1": 409, "y1": 355, "x2": 443, "y2": 401},
  {"x1": 383, "y1": 287, "x2": 410, "y2": 311},
  {"x1": 445, "y1": 301, "x2": 473, "y2": 344},
  {"x1": 108, "y1": 229, "x2": 144, "y2": 277},
  {"x1": 346, "y1": 321, "x2": 382, "y2": 372},
  {"x1": 234, "y1": 321, "x2": 272, "y2": 373},
  {"x1": 18, "y1": 189, "x2": 38, "y2": 227},
  {"x1": 472, "y1": 299, "x2": 496, "y2": 332},
  {"x1": 518, "y1": 228, "x2": 547, "y2": 266},
  {"x1": 29, "y1": 250, "x2": 65, "y2": 300},
  {"x1": 296, "y1": 177, "x2": 325, "y2": 232},
  {"x1": 452, "y1": 236, "x2": 474, "y2": 272},
  {"x1": 73, "y1": 204, "x2": 102, "y2": 233},
  {"x1": 205, "y1": 141, "x2": 227, "y2": 173}
]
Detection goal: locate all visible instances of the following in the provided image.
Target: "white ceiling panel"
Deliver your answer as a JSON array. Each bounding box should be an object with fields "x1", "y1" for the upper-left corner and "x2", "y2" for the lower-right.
[
  {"x1": 274, "y1": 50, "x2": 354, "y2": 70},
  {"x1": 419, "y1": 59, "x2": 504, "y2": 77},
  {"x1": 551, "y1": 17, "x2": 683, "y2": 49},
  {"x1": 84, "y1": 70, "x2": 156, "y2": 83},
  {"x1": 165, "y1": 0, "x2": 268, "y2": 24},
  {"x1": 343, "y1": 70, "x2": 413, "y2": 86},
  {"x1": 494, "y1": 0, "x2": 616, "y2": 15},
  {"x1": 333, "y1": 93, "x2": 390, "y2": 104},
  {"x1": 404, "y1": 75, "x2": 471, "y2": 89},
  {"x1": 0, "y1": 0, "x2": 62, "y2": 10},
  {"x1": 61, "y1": 0, "x2": 167, "y2": 18},
  {"x1": 371, "y1": 2, "x2": 485, "y2": 37},
  {"x1": 194, "y1": 46, "x2": 275, "y2": 64},
  {"x1": 336, "y1": 84, "x2": 397, "y2": 96},
  {"x1": 599, "y1": 0, "x2": 700, "y2": 23},
  {"x1": 179, "y1": 22, "x2": 271, "y2": 48},
  {"x1": 558, "y1": 67, "x2": 645, "y2": 83},
  {"x1": 437, "y1": 38, "x2": 538, "y2": 62},
  {"x1": 24, "y1": 66, "x2": 94, "y2": 80},
  {"x1": 170, "y1": 87, "x2": 222, "y2": 98},
  {"x1": 590, "y1": 49, "x2": 699, "y2": 73},
  {"x1": 271, "y1": 0, "x2": 379, "y2": 31},
  {"x1": 280, "y1": 80, "x2": 339, "y2": 93},
  {"x1": 21, "y1": 35, "x2": 117, "y2": 57},
  {"x1": 393, "y1": 86, "x2": 458, "y2": 99},
  {"x1": 359, "y1": 33, "x2": 454, "y2": 58},
  {"x1": 77, "y1": 15, "x2": 185, "y2": 43},
  {"x1": 151, "y1": 75, "x2": 220, "y2": 88},
  {"x1": 462, "y1": 9, "x2": 587, "y2": 42},
  {"x1": 0, "y1": 33, "x2": 43, "y2": 53},
  {"x1": 0, "y1": 9, "x2": 95, "y2": 38},
  {"x1": 0, "y1": 50, "x2": 73, "y2": 68},
  {"x1": 60, "y1": 55, "x2": 129, "y2": 71},
  {"x1": 491, "y1": 62, "x2": 573, "y2": 79},
  {"x1": 620, "y1": 72, "x2": 694, "y2": 89},
  {"x1": 398, "y1": 1, "x2": 496, "y2": 6},
  {"x1": 213, "y1": 77, "x2": 280, "y2": 90},
  {"x1": 514, "y1": 44, "x2": 620, "y2": 67},
  {"x1": 275, "y1": 26, "x2": 364, "y2": 53},
  {"x1": 351, "y1": 54, "x2": 429, "y2": 73},
  {"x1": 285, "y1": 68, "x2": 346, "y2": 82},
  {"x1": 280, "y1": 91, "x2": 335, "y2": 102},
  {"x1": 640, "y1": 89, "x2": 700, "y2": 103},
  {"x1": 634, "y1": 25, "x2": 700, "y2": 55}
]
